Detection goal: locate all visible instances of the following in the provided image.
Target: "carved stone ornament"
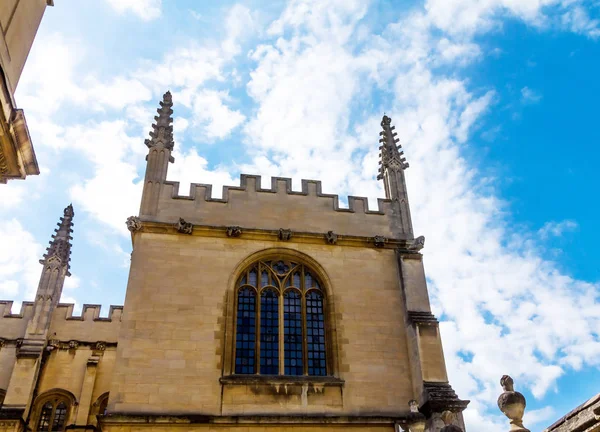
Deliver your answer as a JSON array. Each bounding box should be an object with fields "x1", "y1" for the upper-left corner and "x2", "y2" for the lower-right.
[
  {"x1": 0, "y1": 338, "x2": 5, "y2": 349},
  {"x1": 68, "y1": 340, "x2": 79, "y2": 350},
  {"x1": 226, "y1": 226, "x2": 242, "y2": 238},
  {"x1": 176, "y1": 218, "x2": 193, "y2": 235},
  {"x1": 408, "y1": 235, "x2": 425, "y2": 251},
  {"x1": 325, "y1": 231, "x2": 338, "y2": 245},
  {"x1": 440, "y1": 411, "x2": 463, "y2": 432},
  {"x1": 95, "y1": 341, "x2": 106, "y2": 351},
  {"x1": 497, "y1": 375, "x2": 530, "y2": 432},
  {"x1": 278, "y1": 228, "x2": 292, "y2": 241},
  {"x1": 406, "y1": 400, "x2": 426, "y2": 432},
  {"x1": 48, "y1": 339, "x2": 61, "y2": 350},
  {"x1": 126, "y1": 216, "x2": 142, "y2": 232},
  {"x1": 373, "y1": 235, "x2": 386, "y2": 248}
]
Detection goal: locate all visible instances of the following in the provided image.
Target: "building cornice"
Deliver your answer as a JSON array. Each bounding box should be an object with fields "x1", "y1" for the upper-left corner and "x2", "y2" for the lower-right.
[{"x1": 132, "y1": 219, "x2": 425, "y2": 251}]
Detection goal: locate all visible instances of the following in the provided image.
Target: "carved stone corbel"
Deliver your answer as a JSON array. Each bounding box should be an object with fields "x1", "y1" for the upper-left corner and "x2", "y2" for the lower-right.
[
  {"x1": 68, "y1": 340, "x2": 79, "y2": 351},
  {"x1": 126, "y1": 216, "x2": 142, "y2": 232},
  {"x1": 325, "y1": 231, "x2": 338, "y2": 245},
  {"x1": 278, "y1": 229, "x2": 292, "y2": 241},
  {"x1": 226, "y1": 226, "x2": 242, "y2": 237},
  {"x1": 94, "y1": 341, "x2": 106, "y2": 352},
  {"x1": 176, "y1": 218, "x2": 193, "y2": 235},
  {"x1": 373, "y1": 235, "x2": 387, "y2": 248},
  {"x1": 408, "y1": 235, "x2": 425, "y2": 251}
]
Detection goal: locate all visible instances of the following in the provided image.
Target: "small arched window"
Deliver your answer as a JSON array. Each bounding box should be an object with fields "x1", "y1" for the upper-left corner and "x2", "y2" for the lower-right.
[
  {"x1": 234, "y1": 259, "x2": 327, "y2": 376},
  {"x1": 35, "y1": 396, "x2": 70, "y2": 432}
]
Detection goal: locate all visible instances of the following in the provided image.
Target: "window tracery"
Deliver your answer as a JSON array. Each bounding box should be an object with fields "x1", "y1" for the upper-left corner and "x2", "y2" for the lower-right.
[
  {"x1": 34, "y1": 395, "x2": 70, "y2": 432},
  {"x1": 234, "y1": 259, "x2": 327, "y2": 376}
]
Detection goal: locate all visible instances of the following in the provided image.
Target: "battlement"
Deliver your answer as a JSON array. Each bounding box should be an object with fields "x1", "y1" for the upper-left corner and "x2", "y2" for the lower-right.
[
  {"x1": 55, "y1": 303, "x2": 123, "y2": 322},
  {"x1": 148, "y1": 174, "x2": 410, "y2": 239},
  {"x1": 0, "y1": 301, "x2": 123, "y2": 342}
]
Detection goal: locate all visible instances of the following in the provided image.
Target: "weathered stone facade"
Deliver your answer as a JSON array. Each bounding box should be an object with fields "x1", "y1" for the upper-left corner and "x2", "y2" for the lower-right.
[
  {"x1": 0, "y1": 0, "x2": 52, "y2": 183},
  {"x1": 0, "y1": 94, "x2": 468, "y2": 432},
  {"x1": 545, "y1": 393, "x2": 600, "y2": 432}
]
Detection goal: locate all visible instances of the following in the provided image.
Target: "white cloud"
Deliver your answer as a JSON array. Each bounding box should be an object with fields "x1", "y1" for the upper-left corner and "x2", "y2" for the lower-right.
[
  {"x1": 190, "y1": 90, "x2": 246, "y2": 140},
  {"x1": 104, "y1": 0, "x2": 162, "y2": 21},
  {"x1": 521, "y1": 86, "x2": 543, "y2": 104},
  {"x1": 238, "y1": 1, "x2": 600, "y2": 431},
  {"x1": 0, "y1": 220, "x2": 43, "y2": 302},
  {"x1": 538, "y1": 220, "x2": 578, "y2": 239}
]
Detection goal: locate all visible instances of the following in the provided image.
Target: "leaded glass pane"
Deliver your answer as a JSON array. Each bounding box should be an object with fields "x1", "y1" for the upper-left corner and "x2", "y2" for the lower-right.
[
  {"x1": 261, "y1": 270, "x2": 269, "y2": 288},
  {"x1": 260, "y1": 290, "x2": 279, "y2": 374},
  {"x1": 292, "y1": 272, "x2": 301, "y2": 288},
  {"x1": 249, "y1": 269, "x2": 257, "y2": 286},
  {"x1": 37, "y1": 402, "x2": 53, "y2": 432},
  {"x1": 304, "y1": 272, "x2": 313, "y2": 288},
  {"x1": 235, "y1": 288, "x2": 256, "y2": 374},
  {"x1": 51, "y1": 402, "x2": 67, "y2": 432},
  {"x1": 306, "y1": 291, "x2": 327, "y2": 376},
  {"x1": 284, "y1": 290, "x2": 303, "y2": 375}
]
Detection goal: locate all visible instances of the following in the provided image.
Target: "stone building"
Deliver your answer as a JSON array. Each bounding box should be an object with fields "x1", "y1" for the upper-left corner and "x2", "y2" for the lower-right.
[
  {"x1": 544, "y1": 393, "x2": 600, "y2": 432},
  {"x1": 0, "y1": 93, "x2": 469, "y2": 432},
  {"x1": 0, "y1": 0, "x2": 53, "y2": 183}
]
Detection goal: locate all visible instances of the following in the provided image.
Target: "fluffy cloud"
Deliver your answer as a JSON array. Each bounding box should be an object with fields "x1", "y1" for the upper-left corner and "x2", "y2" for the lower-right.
[
  {"x1": 0, "y1": 220, "x2": 43, "y2": 303},
  {"x1": 104, "y1": 0, "x2": 162, "y2": 21}
]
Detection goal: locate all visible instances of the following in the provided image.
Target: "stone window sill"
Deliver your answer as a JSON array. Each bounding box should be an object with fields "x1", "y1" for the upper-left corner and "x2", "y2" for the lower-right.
[{"x1": 220, "y1": 374, "x2": 344, "y2": 388}]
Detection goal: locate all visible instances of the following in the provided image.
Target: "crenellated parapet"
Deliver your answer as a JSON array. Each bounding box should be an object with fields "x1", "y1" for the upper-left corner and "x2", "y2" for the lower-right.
[
  {"x1": 0, "y1": 302, "x2": 123, "y2": 343},
  {"x1": 143, "y1": 174, "x2": 411, "y2": 239}
]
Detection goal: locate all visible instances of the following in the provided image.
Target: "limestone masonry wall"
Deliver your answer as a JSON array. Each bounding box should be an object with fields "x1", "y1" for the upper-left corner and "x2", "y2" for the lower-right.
[
  {"x1": 150, "y1": 175, "x2": 408, "y2": 239},
  {"x1": 109, "y1": 233, "x2": 415, "y2": 417}
]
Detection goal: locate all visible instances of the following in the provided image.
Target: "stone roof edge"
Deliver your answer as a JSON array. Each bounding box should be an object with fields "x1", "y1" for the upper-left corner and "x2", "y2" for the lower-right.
[
  {"x1": 164, "y1": 174, "x2": 390, "y2": 215},
  {"x1": 544, "y1": 392, "x2": 600, "y2": 431}
]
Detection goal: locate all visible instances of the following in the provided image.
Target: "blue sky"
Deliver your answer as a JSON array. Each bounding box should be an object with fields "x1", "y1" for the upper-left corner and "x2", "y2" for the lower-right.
[{"x1": 1, "y1": 0, "x2": 599, "y2": 430}]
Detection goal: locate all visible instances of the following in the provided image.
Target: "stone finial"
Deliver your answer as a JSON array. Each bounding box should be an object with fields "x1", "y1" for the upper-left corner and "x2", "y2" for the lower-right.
[
  {"x1": 325, "y1": 231, "x2": 338, "y2": 245},
  {"x1": 377, "y1": 114, "x2": 409, "y2": 181},
  {"x1": 440, "y1": 411, "x2": 463, "y2": 432},
  {"x1": 226, "y1": 226, "x2": 242, "y2": 237},
  {"x1": 498, "y1": 375, "x2": 530, "y2": 432},
  {"x1": 176, "y1": 218, "x2": 193, "y2": 235},
  {"x1": 40, "y1": 204, "x2": 74, "y2": 274},
  {"x1": 278, "y1": 228, "x2": 292, "y2": 241},
  {"x1": 373, "y1": 235, "x2": 386, "y2": 248},
  {"x1": 408, "y1": 235, "x2": 425, "y2": 251},
  {"x1": 145, "y1": 91, "x2": 174, "y2": 150},
  {"x1": 126, "y1": 216, "x2": 142, "y2": 232}
]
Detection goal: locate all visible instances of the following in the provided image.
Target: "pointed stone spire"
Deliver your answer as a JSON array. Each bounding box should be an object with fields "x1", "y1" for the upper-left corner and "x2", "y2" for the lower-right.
[
  {"x1": 377, "y1": 114, "x2": 409, "y2": 181},
  {"x1": 376, "y1": 115, "x2": 413, "y2": 236},
  {"x1": 40, "y1": 203, "x2": 74, "y2": 275},
  {"x1": 140, "y1": 92, "x2": 175, "y2": 217},
  {"x1": 145, "y1": 91, "x2": 174, "y2": 150}
]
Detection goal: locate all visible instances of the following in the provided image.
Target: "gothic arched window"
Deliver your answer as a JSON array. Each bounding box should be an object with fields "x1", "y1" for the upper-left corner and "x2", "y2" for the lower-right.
[
  {"x1": 34, "y1": 395, "x2": 70, "y2": 432},
  {"x1": 234, "y1": 259, "x2": 327, "y2": 376}
]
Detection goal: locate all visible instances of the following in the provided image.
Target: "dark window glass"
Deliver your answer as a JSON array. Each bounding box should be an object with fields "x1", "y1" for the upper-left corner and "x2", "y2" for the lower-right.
[
  {"x1": 284, "y1": 290, "x2": 303, "y2": 375},
  {"x1": 306, "y1": 291, "x2": 327, "y2": 376},
  {"x1": 37, "y1": 402, "x2": 53, "y2": 432},
  {"x1": 260, "y1": 290, "x2": 279, "y2": 374},
  {"x1": 51, "y1": 402, "x2": 67, "y2": 432},
  {"x1": 235, "y1": 288, "x2": 256, "y2": 374}
]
